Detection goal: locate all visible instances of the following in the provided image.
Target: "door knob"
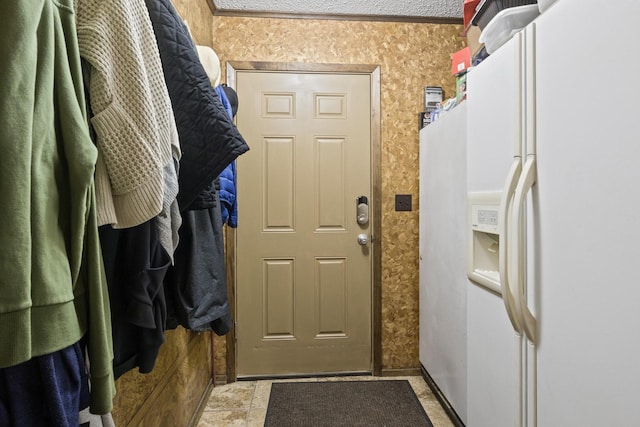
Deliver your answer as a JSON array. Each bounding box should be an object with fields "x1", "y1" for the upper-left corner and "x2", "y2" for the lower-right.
[{"x1": 357, "y1": 234, "x2": 369, "y2": 245}]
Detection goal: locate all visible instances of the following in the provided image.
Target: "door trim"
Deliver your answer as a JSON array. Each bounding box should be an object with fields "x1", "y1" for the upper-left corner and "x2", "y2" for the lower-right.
[{"x1": 225, "y1": 61, "x2": 382, "y2": 381}]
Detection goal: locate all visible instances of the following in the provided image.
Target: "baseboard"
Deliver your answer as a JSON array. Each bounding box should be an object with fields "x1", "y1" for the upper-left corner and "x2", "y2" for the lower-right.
[
  {"x1": 231, "y1": 368, "x2": 423, "y2": 382},
  {"x1": 420, "y1": 364, "x2": 465, "y2": 427},
  {"x1": 380, "y1": 368, "x2": 422, "y2": 377},
  {"x1": 189, "y1": 378, "x2": 214, "y2": 427},
  {"x1": 238, "y1": 371, "x2": 372, "y2": 381},
  {"x1": 214, "y1": 374, "x2": 228, "y2": 385}
]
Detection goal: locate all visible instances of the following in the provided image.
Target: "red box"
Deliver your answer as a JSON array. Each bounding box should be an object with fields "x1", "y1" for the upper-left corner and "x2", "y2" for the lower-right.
[
  {"x1": 451, "y1": 47, "x2": 471, "y2": 76},
  {"x1": 464, "y1": 0, "x2": 482, "y2": 30}
]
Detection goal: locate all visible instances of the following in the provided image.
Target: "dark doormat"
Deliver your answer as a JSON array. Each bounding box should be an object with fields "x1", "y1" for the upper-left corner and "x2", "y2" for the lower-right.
[{"x1": 264, "y1": 380, "x2": 434, "y2": 427}]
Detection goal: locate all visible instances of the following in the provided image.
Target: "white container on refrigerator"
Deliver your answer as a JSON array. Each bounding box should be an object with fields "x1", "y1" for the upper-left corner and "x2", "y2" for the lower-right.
[
  {"x1": 419, "y1": 103, "x2": 467, "y2": 425},
  {"x1": 466, "y1": 0, "x2": 640, "y2": 425},
  {"x1": 537, "y1": 0, "x2": 558, "y2": 13}
]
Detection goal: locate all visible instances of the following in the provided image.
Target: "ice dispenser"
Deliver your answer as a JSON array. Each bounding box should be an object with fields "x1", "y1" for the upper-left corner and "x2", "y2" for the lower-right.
[{"x1": 467, "y1": 192, "x2": 502, "y2": 294}]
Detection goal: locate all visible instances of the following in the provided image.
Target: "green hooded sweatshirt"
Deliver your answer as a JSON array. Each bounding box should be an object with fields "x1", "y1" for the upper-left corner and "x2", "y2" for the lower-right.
[{"x1": 0, "y1": 0, "x2": 115, "y2": 414}]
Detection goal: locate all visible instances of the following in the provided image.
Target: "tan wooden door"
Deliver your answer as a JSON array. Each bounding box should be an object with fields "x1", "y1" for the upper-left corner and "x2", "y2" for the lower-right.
[{"x1": 235, "y1": 71, "x2": 372, "y2": 377}]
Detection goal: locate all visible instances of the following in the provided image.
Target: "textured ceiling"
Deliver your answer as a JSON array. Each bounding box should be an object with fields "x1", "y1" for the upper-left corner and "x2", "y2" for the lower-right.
[{"x1": 213, "y1": 0, "x2": 463, "y2": 19}]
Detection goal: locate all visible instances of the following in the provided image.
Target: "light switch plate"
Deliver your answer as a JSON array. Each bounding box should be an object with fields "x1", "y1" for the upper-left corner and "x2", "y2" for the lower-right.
[{"x1": 395, "y1": 194, "x2": 412, "y2": 211}]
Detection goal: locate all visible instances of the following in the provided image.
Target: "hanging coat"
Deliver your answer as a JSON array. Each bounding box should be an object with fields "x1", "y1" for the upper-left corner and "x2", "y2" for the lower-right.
[
  {"x1": 144, "y1": 0, "x2": 245, "y2": 334},
  {"x1": 215, "y1": 85, "x2": 239, "y2": 228},
  {"x1": 165, "y1": 178, "x2": 232, "y2": 334},
  {"x1": 143, "y1": 0, "x2": 249, "y2": 211}
]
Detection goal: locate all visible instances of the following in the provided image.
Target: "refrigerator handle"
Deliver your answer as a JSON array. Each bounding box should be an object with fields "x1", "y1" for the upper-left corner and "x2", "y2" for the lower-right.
[
  {"x1": 499, "y1": 158, "x2": 523, "y2": 334},
  {"x1": 512, "y1": 155, "x2": 538, "y2": 344}
]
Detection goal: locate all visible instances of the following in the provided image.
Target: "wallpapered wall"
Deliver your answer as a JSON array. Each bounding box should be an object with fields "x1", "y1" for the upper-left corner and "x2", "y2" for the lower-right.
[{"x1": 173, "y1": 0, "x2": 465, "y2": 372}]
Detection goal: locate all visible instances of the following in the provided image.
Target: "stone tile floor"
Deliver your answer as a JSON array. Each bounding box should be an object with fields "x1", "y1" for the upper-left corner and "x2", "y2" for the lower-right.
[{"x1": 197, "y1": 375, "x2": 455, "y2": 426}]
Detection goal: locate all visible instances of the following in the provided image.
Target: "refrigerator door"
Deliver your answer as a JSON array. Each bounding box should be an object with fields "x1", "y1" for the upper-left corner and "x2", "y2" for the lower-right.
[
  {"x1": 466, "y1": 29, "x2": 525, "y2": 427},
  {"x1": 532, "y1": 0, "x2": 640, "y2": 424},
  {"x1": 419, "y1": 104, "x2": 467, "y2": 424}
]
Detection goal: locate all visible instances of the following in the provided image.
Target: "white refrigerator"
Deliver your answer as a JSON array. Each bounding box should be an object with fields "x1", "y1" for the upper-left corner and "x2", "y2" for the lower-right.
[
  {"x1": 419, "y1": 104, "x2": 467, "y2": 425},
  {"x1": 466, "y1": 1, "x2": 640, "y2": 426}
]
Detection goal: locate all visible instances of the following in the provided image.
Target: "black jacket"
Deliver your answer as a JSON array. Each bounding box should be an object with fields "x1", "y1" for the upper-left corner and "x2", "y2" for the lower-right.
[
  {"x1": 145, "y1": 0, "x2": 238, "y2": 334},
  {"x1": 99, "y1": 219, "x2": 171, "y2": 379},
  {"x1": 144, "y1": 0, "x2": 249, "y2": 211},
  {"x1": 164, "y1": 178, "x2": 232, "y2": 334}
]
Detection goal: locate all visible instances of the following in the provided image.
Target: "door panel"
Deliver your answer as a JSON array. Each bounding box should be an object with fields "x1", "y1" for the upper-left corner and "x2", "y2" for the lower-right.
[
  {"x1": 235, "y1": 71, "x2": 372, "y2": 376},
  {"x1": 263, "y1": 137, "x2": 294, "y2": 230}
]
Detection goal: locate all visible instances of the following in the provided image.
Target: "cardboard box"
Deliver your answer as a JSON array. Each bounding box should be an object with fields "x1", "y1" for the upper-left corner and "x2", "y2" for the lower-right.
[
  {"x1": 466, "y1": 25, "x2": 484, "y2": 56},
  {"x1": 452, "y1": 47, "x2": 471, "y2": 76}
]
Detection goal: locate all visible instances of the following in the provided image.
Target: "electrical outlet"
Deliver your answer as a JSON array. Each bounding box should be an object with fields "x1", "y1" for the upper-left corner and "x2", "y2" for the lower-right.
[{"x1": 395, "y1": 194, "x2": 412, "y2": 212}]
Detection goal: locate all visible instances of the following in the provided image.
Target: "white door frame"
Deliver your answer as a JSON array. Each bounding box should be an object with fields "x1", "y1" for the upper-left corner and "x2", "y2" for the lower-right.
[{"x1": 224, "y1": 61, "x2": 382, "y2": 381}]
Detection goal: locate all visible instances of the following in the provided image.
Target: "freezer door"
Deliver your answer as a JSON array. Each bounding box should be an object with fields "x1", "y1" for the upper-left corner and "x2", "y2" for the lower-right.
[{"x1": 466, "y1": 29, "x2": 525, "y2": 427}]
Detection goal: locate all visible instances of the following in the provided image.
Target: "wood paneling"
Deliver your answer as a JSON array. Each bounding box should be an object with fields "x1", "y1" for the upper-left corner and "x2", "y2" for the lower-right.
[
  {"x1": 111, "y1": 329, "x2": 212, "y2": 426},
  {"x1": 131, "y1": 333, "x2": 212, "y2": 426}
]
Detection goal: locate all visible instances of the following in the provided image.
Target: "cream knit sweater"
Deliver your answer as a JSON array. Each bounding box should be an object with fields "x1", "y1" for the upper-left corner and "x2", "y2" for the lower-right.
[{"x1": 75, "y1": 0, "x2": 180, "y2": 231}]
